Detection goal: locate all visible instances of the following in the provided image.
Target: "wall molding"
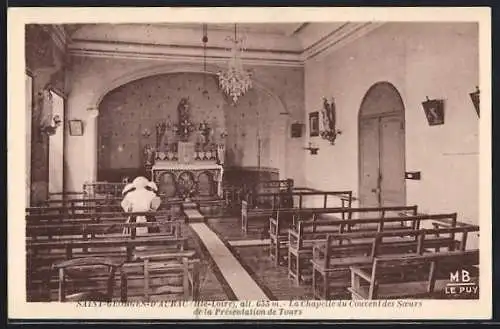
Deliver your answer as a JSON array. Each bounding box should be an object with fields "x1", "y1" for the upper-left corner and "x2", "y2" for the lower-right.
[
  {"x1": 69, "y1": 41, "x2": 303, "y2": 67},
  {"x1": 301, "y1": 22, "x2": 385, "y2": 61},
  {"x1": 67, "y1": 22, "x2": 385, "y2": 67}
]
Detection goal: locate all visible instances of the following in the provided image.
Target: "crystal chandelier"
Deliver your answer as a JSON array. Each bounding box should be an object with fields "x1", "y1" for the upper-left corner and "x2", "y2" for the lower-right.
[{"x1": 217, "y1": 24, "x2": 252, "y2": 104}]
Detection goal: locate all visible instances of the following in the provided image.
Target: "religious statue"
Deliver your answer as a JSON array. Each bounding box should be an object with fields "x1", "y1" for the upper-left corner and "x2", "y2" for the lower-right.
[
  {"x1": 176, "y1": 98, "x2": 195, "y2": 142},
  {"x1": 199, "y1": 120, "x2": 211, "y2": 146},
  {"x1": 155, "y1": 122, "x2": 167, "y2": 150},
  {"x1": 143, "y1": 144, "x2": 155, "y2": 166},
  {"x1": 320, "y1": 97, "x2": 342, "y2": 145}
]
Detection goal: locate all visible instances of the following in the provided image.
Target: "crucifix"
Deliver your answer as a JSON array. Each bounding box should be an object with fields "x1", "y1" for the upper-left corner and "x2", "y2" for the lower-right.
[{"x1": 174, "y1": 98, "x2": 196, "y2": 142}]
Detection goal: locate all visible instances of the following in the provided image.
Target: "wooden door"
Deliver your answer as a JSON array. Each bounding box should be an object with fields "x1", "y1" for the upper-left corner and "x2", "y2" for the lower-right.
[
  {"x1": 358, "y1": 82, "x2": 406, "y2": 209},
  {"x1": 379, "y1": 115, "x2": 406, "y2": 206},
  {"x1": 359, "y1": 117, "x2": 381, "y2": 208}
]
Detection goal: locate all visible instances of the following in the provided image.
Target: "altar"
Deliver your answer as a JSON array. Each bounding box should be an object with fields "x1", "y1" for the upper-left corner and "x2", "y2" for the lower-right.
[
  {"x1": 144, "y1": 97, "x2": 226, "y2": 200},
  {"x1": 151, "y1": 142, "x2": 224, "y2": 199}
]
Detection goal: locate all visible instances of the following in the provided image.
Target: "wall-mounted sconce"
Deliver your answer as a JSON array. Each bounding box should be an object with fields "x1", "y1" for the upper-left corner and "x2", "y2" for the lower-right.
[
  {"x1": 304, "y1": 142, "x2": 319, "y2": 155},
  {"x1": 141, "y1": 128, "x2": 151, "y2": 138},
  {"x1": 68, "y1": 119, "x2": 84, "y2": 136},
  {"x1": 422, "y1": 96, "x2": 445, "y2": 126},
  {"x1": 41, "y1": 114, "x2": 62, "y2": 136},
  {"x1": 320, "y1": 97, "x2": 342, "y2": 145},
  {"x1": 469, "y1": 86, "x2": 480, "y2": 117}
]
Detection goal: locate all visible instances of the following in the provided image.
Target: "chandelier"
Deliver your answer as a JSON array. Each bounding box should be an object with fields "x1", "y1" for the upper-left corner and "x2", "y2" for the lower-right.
[{"x1": 217, "y1": 24, "x2": 252, "y2": 104}]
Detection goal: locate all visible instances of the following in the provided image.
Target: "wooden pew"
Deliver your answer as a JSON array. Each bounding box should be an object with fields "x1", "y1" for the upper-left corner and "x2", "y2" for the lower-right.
[
  {"x1": 289, "y1": 212, "x2": 464, "y2": 285},
  {"x1": 53, "y1": 257, "x2": 128, "y2": 302},
  {"x1": 26, "y1": 209, "x2": 179, "y2": 226},
  {"x1": 51, "y1": 252, "x2": 200, "y2": 302},
  {"x1": 223, "y1": 179, "x2": 294, "y2": 214},
  {"x1": 33, "y1": 197, "x2": 123, "y2": 208},
  {"x1": 310, "y1": 224, "x2": 479, "y2": 299},
  {"x1": 241, "y1": 190, "x2": 353, "y2": 233},
  {"x1": 246, "y1": 190, "x2": 353, "y2": 211},
  {"x1": 27, "y1": 224, "x2": 195, "y2": 302},
  {"x1": 30, "y1": 196, "x2": 224, "y2": 216},
  {"x1": 26, "y1": 219, "x2": 183, "y2": 245},
  {"x1": 269, "y1": 205, "x2": 418, "y2": 266},
  {"x1": 348, "y1": 249, "x2": 480, "y2": 300}
]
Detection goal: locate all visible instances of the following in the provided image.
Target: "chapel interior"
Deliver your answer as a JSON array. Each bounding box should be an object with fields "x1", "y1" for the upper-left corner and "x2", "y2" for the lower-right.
[{"x1": 25, "y1": 21, "x2": 481, "y2": 302}]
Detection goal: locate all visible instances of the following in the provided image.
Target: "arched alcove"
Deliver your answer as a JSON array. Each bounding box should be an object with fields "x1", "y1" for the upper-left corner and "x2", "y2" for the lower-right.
[
  {"x1": 358, "y1": 81, "x2": 406, "y2": 208},
  {"x1": 97, "y1": 71, "x2": 288, "y2": 181}
]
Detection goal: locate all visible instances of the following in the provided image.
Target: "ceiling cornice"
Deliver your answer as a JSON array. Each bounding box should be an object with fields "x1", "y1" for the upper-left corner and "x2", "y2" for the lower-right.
[
  {"x1": 301, "y1": 22, "x2": 385, "y2": 61},
  {"x1": 68, "y1": 22, "x2": 385, "y2": 67},
  {"x1": 69, "y1": 40, "x2": 303, "y2": 67}
]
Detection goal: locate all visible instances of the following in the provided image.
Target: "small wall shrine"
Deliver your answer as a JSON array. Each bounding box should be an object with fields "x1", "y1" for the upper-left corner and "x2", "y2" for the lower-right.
[{"x1": 145, "y1": 97, "x2": 225, "y2": 200}]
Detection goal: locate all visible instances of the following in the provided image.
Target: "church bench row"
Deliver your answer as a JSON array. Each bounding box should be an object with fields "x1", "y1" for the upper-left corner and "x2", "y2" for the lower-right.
[
  {"x1": 289, "y1": 212, "x2": 465, "y2": 285},
  {"x1": 26, "y1": 220, "x2": 184, "y2": 243},
  {"x1": 309, "y1": 224, "x2": 479, "y2": 299},
  {"x1": 27, "y1": 197, "x2": 225, "y2": 215},
  {"x1": 26, "y1": 210, "x2": 179, "y2": 224},
  {"x1": 240, "y1": 190, "x2": 353, "y2": 233},
  {"x1": 245, "y1": 190, "x2": 353, "y2": 210},
  {"x1": 348, "y1": 249, "x2": 479, "y2": 300},
  {"x1": 27, "y1": 223, "x2": 188, "y2": 277},
  {"x1": 27, "y1": 233, "x2": 198, "y2": 302},
  {"x1": 222, "y1": 179, "x2": 294, "y2": 212},
  {"x1": 32, "y1": 252, "x2": 200, "y2": 302},
  {"x1": 268, "y1": 205, "x2": 419, "y2": 265}
]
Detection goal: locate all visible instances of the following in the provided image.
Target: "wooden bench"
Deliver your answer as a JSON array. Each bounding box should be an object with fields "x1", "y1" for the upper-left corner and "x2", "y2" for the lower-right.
[
  {"x1": 26, "y1": 209, "x2": 179, "y2": 226},
  {"x1": 241, "y1": 190, "x2": 353, "y2": 233},
  {"x1": 27, "y1": 230, "x2": 193, "y2": 301},
  {"x1": 26, "y1": 219, "x2": 184, "y2": 245},
  {"x1": 53, "y1": 257, "x2": 128, "y2": 302},
  {"x1": 348, "y1": 249, "x2": 480, "y2": 300},
  {"x1": 269, "y1": 205, "x2": 418, "y2": 266},
  {"x1": 289, "y1": 212, "x2": 464, "y2": 286},
  {"x1": 51, "y1": 251, "x2": 201, "y2": 302},
  {"x1": 310, "y1": 224, "x2": 479, "y2": 299}
]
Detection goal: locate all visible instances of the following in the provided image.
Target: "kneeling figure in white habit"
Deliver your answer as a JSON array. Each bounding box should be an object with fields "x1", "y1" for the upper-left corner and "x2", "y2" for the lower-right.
[{"x1": 121, "y1": 176, "x2": 161, "y2": 236}]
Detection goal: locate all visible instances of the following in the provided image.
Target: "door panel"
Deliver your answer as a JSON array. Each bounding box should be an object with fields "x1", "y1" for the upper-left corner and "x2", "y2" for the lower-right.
[
  {"x1": 359, "y1": 117, "x2": 380, "y2": 208},
  {"x1": 380, "y1": 115, "x2": 406, "y2": 207}
]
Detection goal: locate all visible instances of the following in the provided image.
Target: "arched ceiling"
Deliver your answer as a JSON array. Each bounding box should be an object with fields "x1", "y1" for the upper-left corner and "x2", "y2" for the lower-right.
[{"x1": 62, "y1": 22, "x2": 384, "y2": 66}]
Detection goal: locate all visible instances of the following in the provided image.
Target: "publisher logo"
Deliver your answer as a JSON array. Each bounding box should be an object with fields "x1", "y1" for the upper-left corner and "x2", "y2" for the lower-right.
[{"x1": 444, "y1": 269, "x2": 479, "y2": 298}]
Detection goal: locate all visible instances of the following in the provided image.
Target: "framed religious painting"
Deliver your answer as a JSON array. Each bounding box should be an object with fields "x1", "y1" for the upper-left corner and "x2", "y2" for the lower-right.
[
  {"x1": 68, "y1": 119, "x2": 84, "y2": 136},
  {"x1": 309, "y1": 112, "x2": 319, "y2": 137}
]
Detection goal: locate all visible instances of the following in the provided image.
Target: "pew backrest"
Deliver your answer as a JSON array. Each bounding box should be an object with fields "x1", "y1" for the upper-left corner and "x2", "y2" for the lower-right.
[
  {"x1": 312, "y1": 224, "x2": 479, "y2": 269},
  {"x1": 350, "y1": 249, "x2": 480, "y2": 299}
]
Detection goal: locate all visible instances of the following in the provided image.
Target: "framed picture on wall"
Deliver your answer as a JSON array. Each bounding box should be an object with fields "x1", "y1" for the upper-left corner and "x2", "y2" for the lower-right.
[
  {"x1": 68, "y1": 120, "x2": 84, "y2": 136},
  {"x1": 309, "y1": 112, "x2": 319, "y2": 137}
]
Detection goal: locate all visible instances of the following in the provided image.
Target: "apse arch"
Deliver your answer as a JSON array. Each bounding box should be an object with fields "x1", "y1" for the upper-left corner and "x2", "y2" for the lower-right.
[
  {"x1": 91, "y1": 64, "x2": 291, "y2": 117},
  {"x1": 94, "y1": 64, "x2": 290, "y2": 179}
]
